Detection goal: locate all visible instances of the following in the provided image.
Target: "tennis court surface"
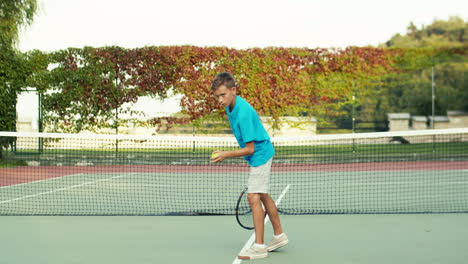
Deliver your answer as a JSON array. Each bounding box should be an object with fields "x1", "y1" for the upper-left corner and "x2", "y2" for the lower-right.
[{"x1": 1, "y1": 129, "x2": 467, "y2": 263}]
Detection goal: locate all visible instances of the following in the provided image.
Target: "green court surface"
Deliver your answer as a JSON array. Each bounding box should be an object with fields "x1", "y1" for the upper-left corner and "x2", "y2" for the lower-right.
[
  {"x1": 1, "y1": 130, "x2": 467, "y2": 263},
  {"x1": 0, "y1": 214, "x2": 467, "y2": 264}
]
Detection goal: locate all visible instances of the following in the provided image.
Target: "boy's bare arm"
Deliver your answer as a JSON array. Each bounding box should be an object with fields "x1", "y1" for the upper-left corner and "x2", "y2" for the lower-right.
[{"x1": 211, "y1": 141, "x2": 254, "y2": 163}]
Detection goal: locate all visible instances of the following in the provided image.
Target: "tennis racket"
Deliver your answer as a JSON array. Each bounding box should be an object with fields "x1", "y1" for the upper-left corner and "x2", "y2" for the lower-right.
[
  {"x1": 235, "y1": 187, "x2": 267, "y2": 230},
  {"x1": 235, "y1": 186, "x2": 254, "y2": 230}
]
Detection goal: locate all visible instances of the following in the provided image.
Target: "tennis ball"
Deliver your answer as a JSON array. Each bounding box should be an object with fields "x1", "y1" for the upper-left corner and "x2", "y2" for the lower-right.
[{"x1": 211, "y1": 152, "x2": 219, "y2": 159}]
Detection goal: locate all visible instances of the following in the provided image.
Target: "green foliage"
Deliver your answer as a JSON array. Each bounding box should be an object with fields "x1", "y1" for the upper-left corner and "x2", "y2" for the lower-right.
[
  {"x1": 0, "y1": 46, "x2": 32, "y2": 154},
  {"x1": 20, "y1": 46, "x2": 402, "y2": 133},
  {"x1": 0, "y1": 0, "x2": 37, "y2": 48},
  {"x1": 0, "y1": 0, "x2": 37, "y2": 156},
  {"x1": 164, "y1": 46, "x2": 402, "y2": 131},
  {"x1": 377, "y1": 16, "x2": 468, "y2": 117},
  {"x1": 383, "y1": 17, "x2": 467, "y2": 48},
  {"x1": 23, "y1": 47, "x2": 182, "y2": 133},
  {"x1": 0, "y1": 158, "x2": 27, "y2": 168}
]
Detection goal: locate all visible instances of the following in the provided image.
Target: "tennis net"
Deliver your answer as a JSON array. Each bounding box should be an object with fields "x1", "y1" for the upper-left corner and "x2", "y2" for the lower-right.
[{"x1": 1, "y1": 128, "x2": 467, "y2": 215}]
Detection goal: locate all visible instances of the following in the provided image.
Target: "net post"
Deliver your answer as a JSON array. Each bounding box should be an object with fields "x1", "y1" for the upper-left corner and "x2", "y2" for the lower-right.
[
  {"x1": 38, "y1": 91, "x2": 43, "y2": 153},
  {"x1": 352, "y1": 95, "x2": 356, "y2": 133},
  {"x1": 431, "y1": 66, "x2": 435, "y2": 130}
]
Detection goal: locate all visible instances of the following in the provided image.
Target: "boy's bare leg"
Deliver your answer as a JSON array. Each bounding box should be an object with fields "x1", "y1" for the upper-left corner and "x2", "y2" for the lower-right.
[
  {"x1": 260, "y1": 193, "x2": 283, "y2": 235},
  {"x1": 248, "y1": 193, "x2": 265, "y2": 244}
]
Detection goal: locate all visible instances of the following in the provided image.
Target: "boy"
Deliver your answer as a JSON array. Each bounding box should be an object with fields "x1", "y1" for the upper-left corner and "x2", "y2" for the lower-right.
[{"x1": 210, "y1": 72, "x2": 288, "y2": 260}]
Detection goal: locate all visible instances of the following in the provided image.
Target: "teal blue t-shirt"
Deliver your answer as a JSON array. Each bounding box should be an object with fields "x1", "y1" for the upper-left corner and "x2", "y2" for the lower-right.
[{"x1": 226, "y1": 96, "x2": 275, "y2": 167}]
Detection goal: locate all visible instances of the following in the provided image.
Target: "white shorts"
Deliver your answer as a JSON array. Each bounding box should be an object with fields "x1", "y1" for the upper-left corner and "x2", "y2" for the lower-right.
[{"x1": 247, "y1": 158, "x2": 273, "y2": 193}]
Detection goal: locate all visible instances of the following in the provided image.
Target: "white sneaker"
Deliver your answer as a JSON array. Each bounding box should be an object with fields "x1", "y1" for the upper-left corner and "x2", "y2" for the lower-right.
[
  {"x1": 267, "y1": 234, "x2": 289, "y2": 251},
  {"x1": 238, "y1": 244, "x2": 268, "y2": 260}
]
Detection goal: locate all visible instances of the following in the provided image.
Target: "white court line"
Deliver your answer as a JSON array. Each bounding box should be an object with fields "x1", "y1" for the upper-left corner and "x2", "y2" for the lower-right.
[
  {"x1": 0, "y1": 172, "x2": 181, "y2": 190},
  {"x1": 232, "y1": 184, "x2": 291, "y2": 264},
  {"x1": 0, "y1": 174, "x2": 127, "y2": 204},
  {"x1": 0, "y1": 172, "x2": 92, "y2": 189}
]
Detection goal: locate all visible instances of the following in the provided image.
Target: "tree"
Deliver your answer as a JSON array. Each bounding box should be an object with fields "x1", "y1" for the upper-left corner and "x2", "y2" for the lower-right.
[
  {"x1": 379, "y1": 17, "x2": 468, "y2": 116},
  {"x1": 0, "y1": 0, "x2": 37, "y2": 155},
  {"x1": 383, "y1": 17, "x2": 467, "y2": 48}
]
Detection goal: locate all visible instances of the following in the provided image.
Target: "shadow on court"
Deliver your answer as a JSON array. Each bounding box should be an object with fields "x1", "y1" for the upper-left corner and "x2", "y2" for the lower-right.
[{"x1": 0, "y1": 214, "x2": 467, "y2": 264}]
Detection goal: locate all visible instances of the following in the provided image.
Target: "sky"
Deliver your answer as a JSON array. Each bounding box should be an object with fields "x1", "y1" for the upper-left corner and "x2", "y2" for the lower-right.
[
  {"x1": 16, "y1": 0, "x2": 468, "y2": 122},
  {"x1": 19, "y1": 0, "x2": 467, "y2": 51}
]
